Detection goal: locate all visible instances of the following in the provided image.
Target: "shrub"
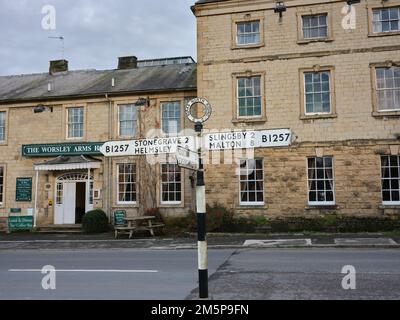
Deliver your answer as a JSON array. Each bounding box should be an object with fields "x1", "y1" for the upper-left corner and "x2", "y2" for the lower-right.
[
  {"x1": 82, "y1": 209, "x2": 109, "y2": 233},
  {"x1": 145, "y1": 208, "x2": 164, "y2": 224}
]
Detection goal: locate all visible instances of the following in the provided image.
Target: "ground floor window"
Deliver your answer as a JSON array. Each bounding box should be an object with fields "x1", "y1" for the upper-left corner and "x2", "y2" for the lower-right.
[
  {"x1": 381, "y1": 155, "x2": 400, "y2": 204},
  {"x1": 118, "y1": 164, "x2": 137, "y2": 204},
  {"x1": 239, "y1": 159, "x2": 264, "y2": 205},
  {"x1": 161, "y1": 163, "x2": 182, "y2": 204},
  {"x1": 307, "y1": 157, "x2": 335, "y2": 205},
  {"x1": 56, "y1": 182, "x2": 63, "y2": 205},
  {"x1": 0, "y1": 166, "x2": 4, "y2": 204}
]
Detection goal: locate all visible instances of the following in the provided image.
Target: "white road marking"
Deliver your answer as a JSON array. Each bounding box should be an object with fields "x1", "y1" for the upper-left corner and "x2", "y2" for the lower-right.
[
  {"x1": 243, "y1": 239, "x2": 312, "y2": 247},
  {"x1": 9, "y1": 269, "x2": 158, "y2": 273},
  {"x1": 334, "y1": 238, "x2": 397, "y2": 245}
]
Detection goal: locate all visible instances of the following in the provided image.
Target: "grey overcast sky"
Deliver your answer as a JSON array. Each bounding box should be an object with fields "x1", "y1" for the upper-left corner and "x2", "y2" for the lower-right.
[{"x1": 0, "y1": 0, "x2": 197, "y2": 76}]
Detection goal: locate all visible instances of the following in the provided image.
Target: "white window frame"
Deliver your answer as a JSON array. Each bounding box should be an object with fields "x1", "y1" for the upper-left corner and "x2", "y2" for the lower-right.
[
  {"x1": 161, "y1": 101, "x2": 181, "y2": 136},
  {"x1": 117, "y1": 163, "x2": 137, "y2": 205},
  {"x1": 239, "y1": 159, "x2": 264, "y2": 206},
  {"x1": 0, "y1": 166, "x2": 4, "y2": 205},
  {"x1": 160, "y1": 163, "x2": 182, "y2": 205},
  {"x1": 381, "y1": 155, "x2": 400, "y2": 205},
  {"x1": 56, "y1": 182, "x2": 63, "y2": 205},
  {"x1": 237, "y1": 76, "x2": 262, "y2": 118},
  {"x1": 302, "y1": 14, "x2": 328, "y2": 39},
  {"x1": 236, "y1": 20, "x2": 261, "y2": 46},
  {"x1": 67, "y1": 107, "x2": 84, "y2": 139},
  {"x1": 0, "y1": 111, "x2": 5, "y2": 142},
  {"x1": 375, "y1": 67, "x2": 400, "y2": 112},
  {"x1": 372, "y1": 7, "x2": 400, "y2": 34},
  {"x1": 304, "y1": 71, "x2": 332, "y2": 115},
  {"x1": 118, "y1": 104, "x2": 138, "y2": 138},
  {"x1": 307, "y1": 157, "x2": 336, "y2": 206}
]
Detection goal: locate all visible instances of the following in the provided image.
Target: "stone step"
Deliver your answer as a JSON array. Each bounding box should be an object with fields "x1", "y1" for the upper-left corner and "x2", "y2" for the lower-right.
[{"x1": 36, "y1": 224, "x2": 83, "y2": 234}]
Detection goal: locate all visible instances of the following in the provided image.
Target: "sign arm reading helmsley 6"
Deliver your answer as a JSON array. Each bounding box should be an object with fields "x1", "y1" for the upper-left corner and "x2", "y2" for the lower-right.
[{"x1": 100, "y1": 136, "x2": 195, "y2": 157}]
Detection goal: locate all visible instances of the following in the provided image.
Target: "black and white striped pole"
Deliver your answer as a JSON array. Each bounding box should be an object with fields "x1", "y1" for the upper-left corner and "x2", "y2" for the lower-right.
[
  {"x1": 185, "y1": 98, "x2": 212, "y2": 299},
  {"x1": 195, "y1": 121, "x2": 208, "y2": 299}
]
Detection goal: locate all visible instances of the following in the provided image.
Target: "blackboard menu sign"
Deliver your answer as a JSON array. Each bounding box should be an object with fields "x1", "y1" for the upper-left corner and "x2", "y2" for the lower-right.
[
  {"x1": 16, "y1": 177, "x2": 32, "y2": 202},
  {"x1": 114, "y1": 210, "x2": 126, "y2": 226}
]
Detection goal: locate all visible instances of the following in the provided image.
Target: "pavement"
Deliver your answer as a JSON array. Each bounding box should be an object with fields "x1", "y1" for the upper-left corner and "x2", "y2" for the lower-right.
[
  {"x1": 1, "y1": 248, "x2": 399, "y2": 300},
  {"x1": 0, "y1": 232, "x2": 399, "y2": 250}
]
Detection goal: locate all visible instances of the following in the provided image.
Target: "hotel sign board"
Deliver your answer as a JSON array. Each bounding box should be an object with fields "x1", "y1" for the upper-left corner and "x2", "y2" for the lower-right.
[
  {"x1": 8, "y1": 216, "x2": 34, "y2": 232},
  {"x1": 22, "y1": 142, "x2": 104, "y2": 157},
  {"x1": 204, "y1": 129, "x2": 293, "y2": 151}
]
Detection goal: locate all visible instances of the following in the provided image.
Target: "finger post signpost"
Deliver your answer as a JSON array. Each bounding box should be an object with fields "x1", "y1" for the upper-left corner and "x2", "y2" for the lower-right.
[
  {"x1": 100, "y1": 97, "x2": 294, "y2": 300},
  {"x1": 185, "y1": 97, "x2": 212, "y2": 299}
]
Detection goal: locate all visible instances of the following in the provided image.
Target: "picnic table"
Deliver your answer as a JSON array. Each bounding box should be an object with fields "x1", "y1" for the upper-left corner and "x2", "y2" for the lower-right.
[{"x1": 114, "y1": 216, "x2": 165, "y2": 239}]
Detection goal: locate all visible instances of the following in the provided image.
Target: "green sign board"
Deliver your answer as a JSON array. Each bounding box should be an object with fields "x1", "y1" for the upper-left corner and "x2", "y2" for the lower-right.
[
  {"x1": 16, "y1": 177, "x2": 32, "y2": 202},
  {"x1": 10, "y1": 208, "x2": 22, "y2": 214},
  {"x1": 114, "y1": 210, "x2": 126, "y2": 226},
  {"x1": 22, "y1": 142, "x2": 104, "y2": 157},
  {"x1": 8, "y1": 216, "x2": 34, "y2": 232}
]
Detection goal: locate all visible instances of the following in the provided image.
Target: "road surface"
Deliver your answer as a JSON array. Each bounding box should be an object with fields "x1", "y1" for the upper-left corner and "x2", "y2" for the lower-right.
[{"x1": 0, "y1": 248, "x2": 399, "y2": 300}]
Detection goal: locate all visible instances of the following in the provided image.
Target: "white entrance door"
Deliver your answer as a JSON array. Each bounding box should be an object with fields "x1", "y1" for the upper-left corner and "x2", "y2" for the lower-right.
[
  {"x1": 54, "y1": 173, "x2": 93, "y2": 225},
  {"x1": 63, "y1": 183, "x2": 76, "y2": 224}
]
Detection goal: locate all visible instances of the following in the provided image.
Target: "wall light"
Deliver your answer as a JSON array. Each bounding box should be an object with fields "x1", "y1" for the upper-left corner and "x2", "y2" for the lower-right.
[{"x1": 274, "y1": 1, "x2": 287, "y2": 19}]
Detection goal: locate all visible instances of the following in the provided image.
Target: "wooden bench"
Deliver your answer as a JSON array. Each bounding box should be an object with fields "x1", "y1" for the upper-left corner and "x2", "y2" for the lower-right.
[{"x1": 114, "y1": 216, "x2": 165, "y2": 239}]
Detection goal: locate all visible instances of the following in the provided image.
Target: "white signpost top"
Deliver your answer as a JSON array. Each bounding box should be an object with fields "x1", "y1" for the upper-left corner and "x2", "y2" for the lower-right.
[
  {"x1": 204, "y1": 129, "x2": 293, "y2": 151},
  {"x1": 100, "y1": 136, "x2": 195, "y2": 157}
]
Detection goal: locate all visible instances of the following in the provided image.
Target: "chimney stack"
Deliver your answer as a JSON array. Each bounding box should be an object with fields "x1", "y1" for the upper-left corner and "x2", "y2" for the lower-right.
[
  {"x1": 49, "y1": 59, "x2": 68, "y2": 74},
  {"x1": 118, "y1": 56, "x2": 138, "y2": 70}
]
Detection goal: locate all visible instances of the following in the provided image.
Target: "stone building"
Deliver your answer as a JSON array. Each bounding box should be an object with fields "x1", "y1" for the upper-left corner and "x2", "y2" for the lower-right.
[
  {"x1": 0, "y1": 0, "x2": 399, "y2": 232},
  {"x1": 0, "y1": 57, "x2": 197, "y2": 230},
  {"x1": 192, "y1": 0, "x2": 400, "y2": 218}
]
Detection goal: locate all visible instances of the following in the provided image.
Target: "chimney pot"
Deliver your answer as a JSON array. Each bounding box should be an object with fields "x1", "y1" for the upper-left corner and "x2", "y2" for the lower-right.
[
  {"x1": 118, "y1": 56, "x2": 138, "y2": 70},
  {"x1": 49, "y1": 59, "x2": 68, "y2": 74}
]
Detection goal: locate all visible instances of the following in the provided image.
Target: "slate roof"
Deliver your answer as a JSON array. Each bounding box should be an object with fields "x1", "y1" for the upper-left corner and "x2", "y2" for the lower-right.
[
  {"x1": 0, "y1": 62, "x2": 197, "y2": 103},
  {"x1": 195, "y1": 0, "x2": 230, "y2": 4}
]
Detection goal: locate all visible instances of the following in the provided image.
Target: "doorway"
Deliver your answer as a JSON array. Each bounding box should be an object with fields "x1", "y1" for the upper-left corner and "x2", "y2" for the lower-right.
[{"x1": 54, "y1": 173, "x2": 93, "y2": 225}]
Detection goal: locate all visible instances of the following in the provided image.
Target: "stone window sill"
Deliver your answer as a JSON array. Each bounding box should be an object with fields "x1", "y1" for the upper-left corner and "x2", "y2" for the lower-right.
[
  {"x1": 231, "y1": 43, "x2": 265, "y2": 50},
  {"x1": 379, "y1": 205, "x2": 400, "y2": 209},
  {"x1": 297, "y1": 38, "x2": 334, "y2": 45},
  {"x1": 372, "y1": 111, "x2": 400, "y2": 118},
  {"x1": 305, "y1": 205, "x2": 339, "y2": 210},
  {"x1": 300, "y1": 114, "x2": 337, "y2": 121},
  {"x1": 368, "y1": 31, "x2": 400, "y2": 38},
  {"x1": 236, "y1": 205, "x2": 268, "y2": 210},
  {"x1": 232, "y1": 117, "x2": 267, "y2": 124}
]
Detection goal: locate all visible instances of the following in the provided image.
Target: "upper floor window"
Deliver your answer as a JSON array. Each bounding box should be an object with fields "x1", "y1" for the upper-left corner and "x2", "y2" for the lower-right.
[
  {"x1": 0, "y1": 166, "x2": 4, "y2": 204},
  {"x1": 373, "y1": 7, "x2": 400, "y2": 33},
  {"x1": 307, "y1": 157, "x2": 335, "y2": 206},
  {"x1": 119, "y1": 104, "x2": 137, "y2": 137},
  {"x1": 381, "y1": 156, "x2": 400, "y2": 205},
  {"x1": 67, "y1": 107, "x2": 84, "y2": 139},
  {"x1": 0, "y1": 111, "x2": 5, "y2": 142},
  {"x1": 304, "y1": 71, "x2": 331, "y2": 115},
  {"x1": 117, "y1": 163, "x2": 137, "y2": 204},
  {"x1": 376, "y1": 67, "x2": 400, "y2": 111},
  {"x1": 236, "y1": 21, "x2": 260, "y2": 45},
  {"x1": 162, "y1": 102, "x2": 181, "y2": 135},
  {"x1": 302, "y1": 14, "x2": 328, "y2": 39},
  {"x1": 237, "y1": 76, "x2": 262, "y2": 118}
]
